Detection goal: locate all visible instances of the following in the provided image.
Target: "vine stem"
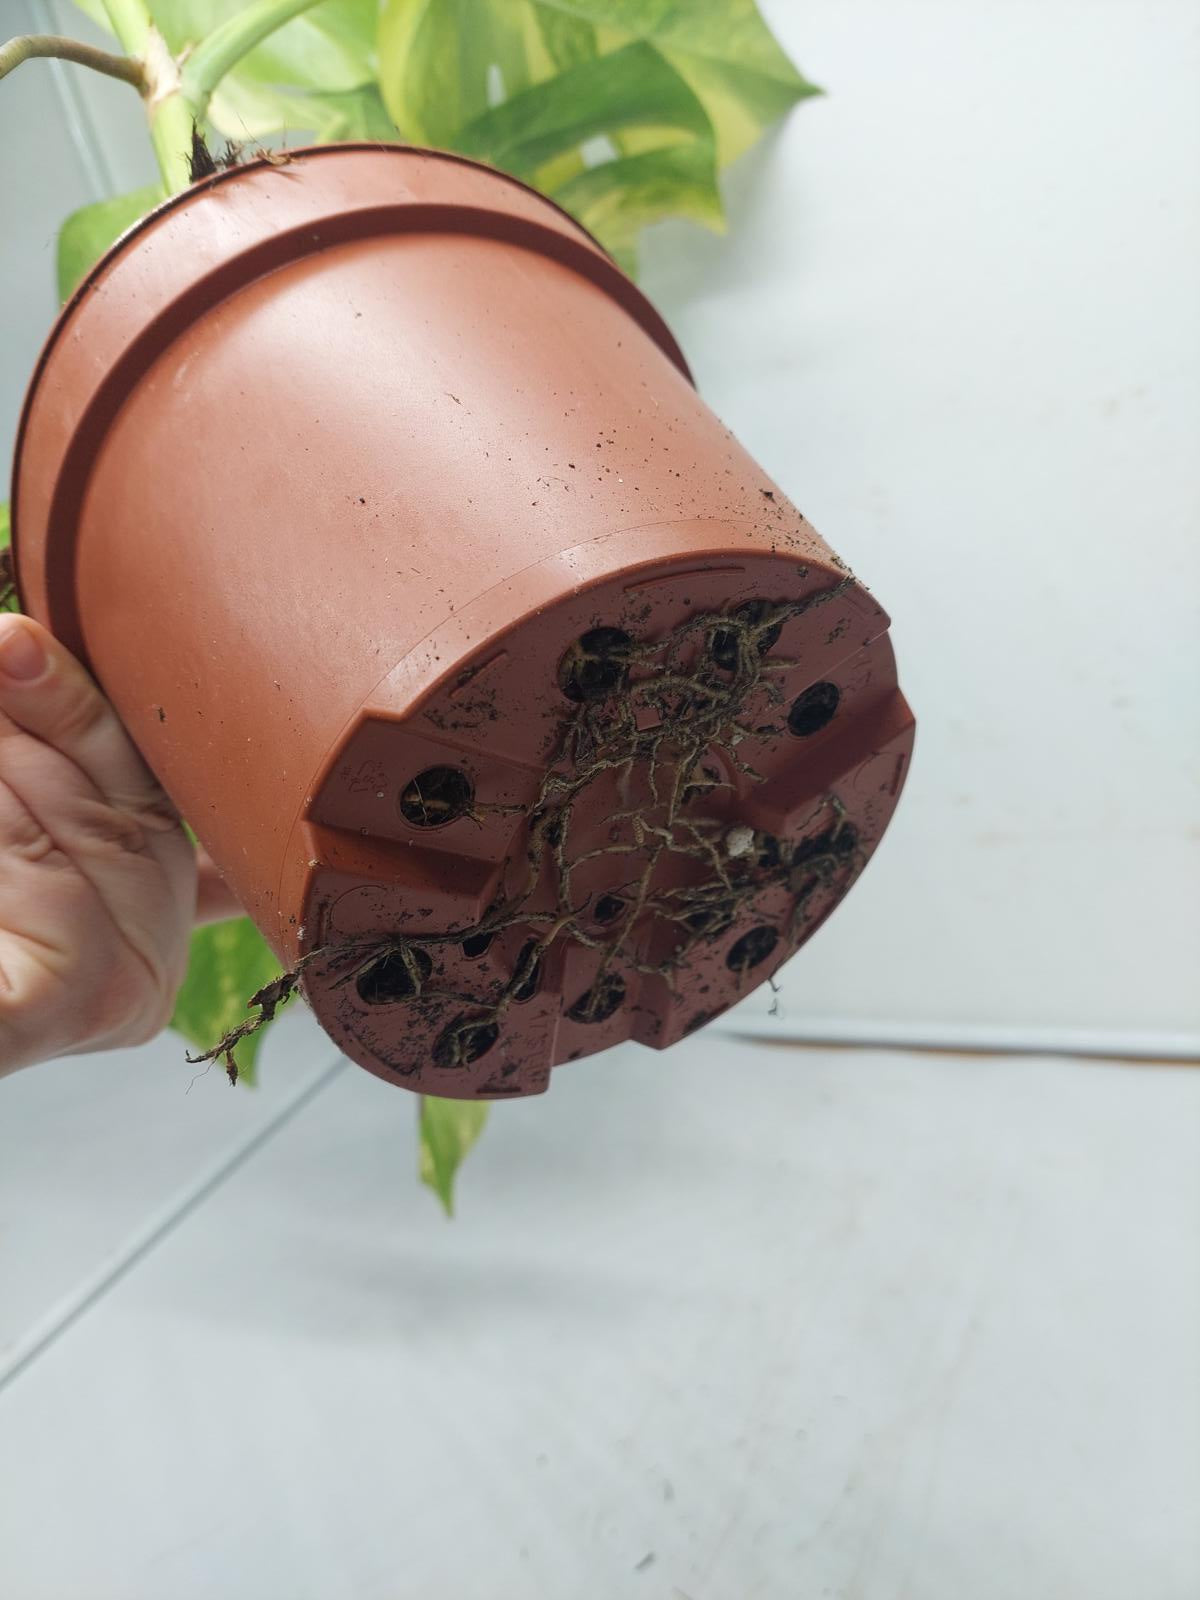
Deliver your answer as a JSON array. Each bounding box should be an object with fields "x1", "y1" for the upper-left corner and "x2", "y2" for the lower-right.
[
  {"x1": 102, "y1": 0, "x2": 192, "y2": 192},
  {"x1": 105, "y1": 0, "x2": 327, "y2": 192},
  {"x1": 179, "y1": 0, "x2": 327, "y2": 114},
  {"x1": 0, "y1": 35, "x2": 143, "y2": 88}
]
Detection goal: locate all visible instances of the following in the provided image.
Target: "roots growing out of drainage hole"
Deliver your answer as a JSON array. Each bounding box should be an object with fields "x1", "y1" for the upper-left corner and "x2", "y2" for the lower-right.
[{"x1": 188, "y1": 584, "x2": 863, "y2": 1083}]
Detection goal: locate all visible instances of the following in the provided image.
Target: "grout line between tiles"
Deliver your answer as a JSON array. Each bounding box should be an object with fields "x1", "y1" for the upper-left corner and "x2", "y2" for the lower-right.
[
  {"x1": 729, "y1": 1031, "x2": 1200, "y2": 1067},
  {"x1": 715, "y1": 1016, "x2": 1200, "y2": 1062},
  {"x1": 0, "y1": 1057, "x2": 347, "y2": 1396}
]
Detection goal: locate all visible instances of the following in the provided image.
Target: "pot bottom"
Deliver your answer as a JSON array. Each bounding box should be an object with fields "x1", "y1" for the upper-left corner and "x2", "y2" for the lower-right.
[{"x1": 293, "y1": 543, "x2": 913, "y2": 1098}]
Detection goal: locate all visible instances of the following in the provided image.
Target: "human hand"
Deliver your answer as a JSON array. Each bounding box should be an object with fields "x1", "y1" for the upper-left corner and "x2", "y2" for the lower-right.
[{"x1": 0, "y1": 615, "x2": 238, "y2": 1076}]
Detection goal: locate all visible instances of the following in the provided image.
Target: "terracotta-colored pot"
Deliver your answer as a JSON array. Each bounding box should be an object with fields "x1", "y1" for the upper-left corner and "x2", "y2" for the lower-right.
[{"x1": 12, "y1": 144, "x2": 914, "y2": 1099}]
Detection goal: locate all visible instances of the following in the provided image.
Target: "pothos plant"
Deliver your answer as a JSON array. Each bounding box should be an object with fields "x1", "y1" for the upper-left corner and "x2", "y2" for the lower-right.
[{"x1": 0, "y1": 0, "x2": 818, "y2": 1211}]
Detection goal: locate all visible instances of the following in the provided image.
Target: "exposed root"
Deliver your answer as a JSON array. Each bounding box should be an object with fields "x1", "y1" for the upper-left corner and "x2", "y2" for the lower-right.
[
  {"x1": 183, "y1": 956, "x2": 325, "y2": 1084},
  {"x1": 187, "y1": 126, "x2": 219, "y2": 182},
  {"x1": 188, "y1": 127, "x2": 294, "y2": 185}
]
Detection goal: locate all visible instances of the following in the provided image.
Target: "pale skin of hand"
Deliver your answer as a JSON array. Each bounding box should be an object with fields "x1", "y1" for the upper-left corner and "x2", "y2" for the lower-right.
[{"x1": 0, "y1": 614, "x2": 242, "y2": 1078}]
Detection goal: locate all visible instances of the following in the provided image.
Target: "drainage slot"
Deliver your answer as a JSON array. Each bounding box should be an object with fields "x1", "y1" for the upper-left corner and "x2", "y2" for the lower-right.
[{"x1": 787, "y1": 682, "x2": 840, "y2": 737}]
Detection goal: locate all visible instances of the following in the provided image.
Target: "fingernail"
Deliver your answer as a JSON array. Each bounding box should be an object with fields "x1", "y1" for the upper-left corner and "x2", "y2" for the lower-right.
[{"x1": 0, "y1": 622, "x2": 47, "y2": 683}]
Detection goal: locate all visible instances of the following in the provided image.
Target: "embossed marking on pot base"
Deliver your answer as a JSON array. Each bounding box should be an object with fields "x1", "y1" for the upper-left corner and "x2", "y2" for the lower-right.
[{"x1": 11, "y1": 145, "x2": 914, "y2": 1098}]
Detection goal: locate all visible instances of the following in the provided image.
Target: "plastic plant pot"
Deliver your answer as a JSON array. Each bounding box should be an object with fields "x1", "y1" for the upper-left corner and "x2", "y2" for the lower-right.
[{"x1": 10, "y1": 144, "x2": 915, "y2": 1100}]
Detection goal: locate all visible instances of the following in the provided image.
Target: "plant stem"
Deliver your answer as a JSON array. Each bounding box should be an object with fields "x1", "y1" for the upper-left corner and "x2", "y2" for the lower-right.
[
  {"x1": 0, "y1": 34, "x2": 143, "y2": 88},
  {"x1": 144, "y1": 34, "x2": 196, "y2": 193},
  {"x1": 5, "y1": 0, "x2": 330, "y2": 195},
  {"x1": 179, "y1": 0, "x2": 326, "y2": 118},
  {"x1": 100, "y1": 0, "x2": 157, "y2": 51},
  {"x1": 101, "y1": 0, "x2": 192, "y2": 193}
]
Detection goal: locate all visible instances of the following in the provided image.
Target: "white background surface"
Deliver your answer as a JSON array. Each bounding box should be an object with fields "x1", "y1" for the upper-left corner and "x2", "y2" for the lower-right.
[
  {"x1": 0, "y1": 2, "x2": 1198, "y2": 1596},
  {"x1": 3, "y1": 1027, "x2": 1199, "y2": 1600}
]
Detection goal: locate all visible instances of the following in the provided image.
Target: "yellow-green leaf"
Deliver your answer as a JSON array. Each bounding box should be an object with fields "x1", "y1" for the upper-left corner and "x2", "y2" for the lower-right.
[
  {"x1": 553, "y1": 139, "x2": 723, "y2": 261},
  {"x1": 379, "y1": 0, "x2": 536, "y2": 145},
  {"x1": 171, "y1": 917, "x2": 283, "y2": 1087},
  {"x1": 0, "y1": 503, "x2": 14, "y2": 616},
  {"x1": 534, "y1": 8, "x2": 597, "y2": 70},
  {"x1": 128, "y1": 0, "x2": 376, "y2": 89},
  {"x1": 210, "y1": 78, "x2": 397, "y2": 142},
  {"x1": 89, "y1": 1, "x2": 380, "y2": 145},
  {"x1": 56, "y1": 186, "x2": 164, "y2": 304},
  {"x1": 419, "y1": 1095, "x2": 489, "y2": 1215},
  {"x1": 295, "y1": 83, "x2": 398, "y2": 140},
  {"x1": 664, "y1": 46, "x2": 821, "y2": 166}
]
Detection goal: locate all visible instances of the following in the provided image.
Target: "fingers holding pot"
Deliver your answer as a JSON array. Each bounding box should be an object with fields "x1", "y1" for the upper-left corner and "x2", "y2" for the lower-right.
[{"x1": 0, "y1": 617, "x2": 196, "y2": 1074}]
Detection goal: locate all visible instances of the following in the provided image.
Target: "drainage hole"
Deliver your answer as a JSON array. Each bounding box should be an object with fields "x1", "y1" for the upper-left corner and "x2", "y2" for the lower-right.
[
  {"x1": 566, "y1": 972, "x2": 626, "y2": 1024},
  {"x1": 593, "y1": 893, "x2": 626, "y2": 925},
  {"x1": 399, "y1": 765, "x2": 473, "y2": 827},
  {"x1": 510, "y1": 940, "x2": 542, "y2": 1003},
  {"x1": 726, "y1": 925, "x2": 779, "y2": 974},
  {"x1": 356, "y1": 946, "x2": 433, "y2": 1006},
  {"x1": 558, "y1": 627, "x2": 632, "y2": 703},
  {"x1": 433, "y1": 1015, "x2": 500, "y2": 1067},
  {"x1": 685, "y1": 904, "x2": 735, "y2": 936},
  {"x1": 709, "y1": 600, "x2": 784, "y2": 671},
  {"x1": 756, "y1": 834, "x2": 783, "y2": 870}
]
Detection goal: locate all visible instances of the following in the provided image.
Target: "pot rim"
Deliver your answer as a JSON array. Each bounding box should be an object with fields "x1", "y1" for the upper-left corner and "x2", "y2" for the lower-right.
[{"x1": 9, "y1": 142, "x2": 694, "y2": 622}]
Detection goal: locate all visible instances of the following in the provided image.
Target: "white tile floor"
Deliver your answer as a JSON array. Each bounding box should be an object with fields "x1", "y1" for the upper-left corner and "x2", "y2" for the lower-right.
[
  {"x1": 1, "y1": 1019, "x2": 1198, "y2": 1599},
  {"x1": 0, "y1": 1008, "x2": 334, "y2": 1374}
]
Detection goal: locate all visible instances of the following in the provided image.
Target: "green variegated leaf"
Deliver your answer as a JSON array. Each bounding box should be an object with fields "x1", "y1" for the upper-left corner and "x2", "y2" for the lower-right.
[
  {"x1": 419, "y1": 1095, "x2": 489, "y2": 1215},
  {"x1": 377, "y1": 0, "x2": 811, "y2": 262},
  {"x1": 529, "y1": 0, "x2": 820, "y2": 163},
  {"x1": 456, "y1": 41, "x2": 713, "y2": 184},
  {"x1": 171, "y1": 917, "x2": 284, "y2": 1087},
  {"x1": 56, "y1": 186, "x2": 164, "y2": 304}
]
